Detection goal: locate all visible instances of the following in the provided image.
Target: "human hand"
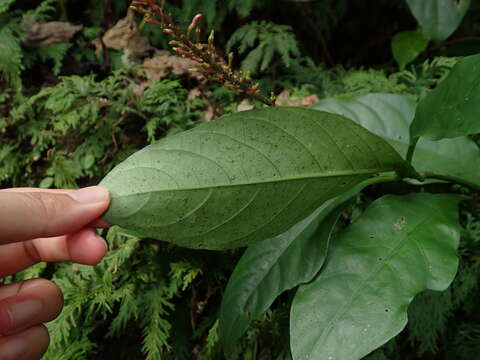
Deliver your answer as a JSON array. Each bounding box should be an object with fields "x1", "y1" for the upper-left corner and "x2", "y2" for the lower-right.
[{"x1": 0, "y1": 187, "x2": 110, "y2": 360}]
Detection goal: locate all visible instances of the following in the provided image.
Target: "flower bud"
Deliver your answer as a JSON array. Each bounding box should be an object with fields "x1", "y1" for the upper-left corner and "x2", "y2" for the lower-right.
[
  {"x1": 191, "y1": 14, "x2": 203, "y2": 28},
  {"x1": 188, "y1": 14, "x2": 203, "y2": 35},
  {"x1": 208, "y1": 30, "x2": 215, "y2": 48}
]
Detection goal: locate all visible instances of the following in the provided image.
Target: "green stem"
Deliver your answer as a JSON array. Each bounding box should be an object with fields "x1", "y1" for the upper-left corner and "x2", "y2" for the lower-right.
[
  {"x1": 366, "y1": 173, "x2": 400, "y2": 186},
  {"x1": 420, "y1": 172, "x2": 480, "y2": 192},
  {"x1": 406, "y1": 137, "x2": 419, "y2": 165}
]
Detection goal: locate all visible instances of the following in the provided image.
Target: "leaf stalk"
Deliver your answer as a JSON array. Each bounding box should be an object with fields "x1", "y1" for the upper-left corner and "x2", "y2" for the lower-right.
[{"x1": 406, "y1": 137, "x2": 419, "y2": 164}]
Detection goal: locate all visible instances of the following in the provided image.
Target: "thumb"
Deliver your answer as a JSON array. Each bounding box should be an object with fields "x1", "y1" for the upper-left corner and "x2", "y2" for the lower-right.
[{"x1": 0, "y1": 187, "x2": 110, "y2": 244}]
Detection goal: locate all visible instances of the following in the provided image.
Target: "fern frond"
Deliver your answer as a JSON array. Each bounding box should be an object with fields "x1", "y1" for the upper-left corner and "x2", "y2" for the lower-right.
[
  {"x1": 408, "y1": 290, "x2": 453, "y2": 355},
  {"x1": 169, "y1": 261, "x2": 202, "y2": 293},
  {"x1": 27, "y1": 0, "x2": 57, "y2": 21},
  {"x1": 226, "y1": 21, "x2": 260, "y2": 54},
  {"x1": 44, "y1": 329, "x2": 96, "y2": 360},
  {"x1": 0, "y1": 0, "x2": 16, "y2": 15},
  {"x1": 242, "y1": 46, "x2": 264, "y2": 72},
  {"x1": 0, "y1": 17, "x2": 24, "y2": 88},
  {"x1": 140, "y1": 284, "x2": 175, "y2": 359},
  {"x1": 451, "y1": 324, "x2": 480, "y2": 360},
  {"x1": 179, "y1": 0, "x2": 221, "y2": 29},
  {"x1": 107, "y1": 284, "x2": 139, "y2": 337},
  {"x1": 36, "y1": 43, "x2": 71, "y2": 75},
  {"x1": 228, "y1": 0, "x2": 263, "y2": 18},
  {"x1": 227, "y1": 21, "x2": 300, "y2": 73}
]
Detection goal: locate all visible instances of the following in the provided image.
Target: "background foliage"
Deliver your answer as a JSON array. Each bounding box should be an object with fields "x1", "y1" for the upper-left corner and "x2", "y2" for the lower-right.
[{"x1": 1, "y1": 0, "x2": 480, "y2": 359}]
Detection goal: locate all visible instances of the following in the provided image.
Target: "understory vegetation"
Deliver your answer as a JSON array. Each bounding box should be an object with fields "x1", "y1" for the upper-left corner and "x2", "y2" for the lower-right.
[{"x1": 1, "y1": 1, "x2": 480, "y2": 359}]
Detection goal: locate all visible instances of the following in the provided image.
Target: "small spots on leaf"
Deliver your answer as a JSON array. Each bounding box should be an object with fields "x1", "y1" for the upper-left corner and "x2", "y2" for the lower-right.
[{"x1": 393, "y1": 217, "x2": 406, "y2": 231}]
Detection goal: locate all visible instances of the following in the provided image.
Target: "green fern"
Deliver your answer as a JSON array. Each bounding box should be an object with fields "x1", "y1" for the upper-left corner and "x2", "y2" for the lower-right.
[
  {"x1": 26, "y1": 0, "x2": 57, "y2": 21},
  {"x1": 0, "y1": 0, "x2": 16, "y2": 15},
  {"x1": 451, "y1": 324, "x2": 480, "y2": 360},
  {"x1": 139, "y1": 79, "x2": 198, "y2": 142},
  {"x1": 140, "y1": 284, "x2": 175, "y2": 359},
  {"x1": 30, "y1": 43, "x2": 72, "y2": 75},
  {"x1": 0, "y1": 16, "x2": 24, "y2": 88},
  {"x1": 178, "y1": 0, "x2": 226, "y2": 30},
  {"x1": 407, "y1": 290, "x2": 453, "y2": 355},
  {"x1": 227, "y1": 21, "x2": 300, "y2": 72},
  {"x1": 228, "y1": 0, "x2": 264, "y2": 18},
  {"x1": 175, "y1": 0, "x2": 265, "y2": 27},
  {"x1": 0, "y1": 0, "x2": 63, "y2": 88}
]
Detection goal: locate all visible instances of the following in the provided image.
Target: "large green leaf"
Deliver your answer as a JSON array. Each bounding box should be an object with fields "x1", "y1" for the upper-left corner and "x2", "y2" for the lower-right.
[
  {"x1": 410, "y1": 54, "x2": 480, "y2": 140},
  {"x1": 100, "y1": 107, "x2": 407, "y2": 250},
  {"x1": 290, "y1": 193, "x2": 461, "y2": 360},
  {"x1": 391, "y1": 31, "x2": 430, "y2": 70},
  {"x1": 313, "y1": 93, "x2": 480, "y2": 185},
  {"x1": 407, "y1": 0, "x2": 471, "y2": 42},
  {"x1": 219, "y1": 183, "x2": 362, "y2": 350}
]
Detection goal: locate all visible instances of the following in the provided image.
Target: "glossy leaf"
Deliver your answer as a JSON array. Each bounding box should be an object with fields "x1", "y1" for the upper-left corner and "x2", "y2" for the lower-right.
[
  {"x1": 313, "y1": 93, "x2": 480, "y2": 185},
  {"x1": 290, "y1": 193, "x2": 461, "y2": 360},
  {"x1": 407, "y1": 0, "x2": 471, "y2": 42},
  {"x1": 100, "y1": 107, "x2": 407, "y2": 250},
  {"x1": 410, "y1": 54, "x2": 480, "y2": 140},
  {"x1": 392, "y1": 31, "x2": 430, "y2": 70},
  {"x1": 219, "y1": 184, "x2": 360, "y2": 350}
]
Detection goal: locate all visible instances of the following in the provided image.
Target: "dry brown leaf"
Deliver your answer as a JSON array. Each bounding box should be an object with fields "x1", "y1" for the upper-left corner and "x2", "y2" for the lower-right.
[
  {"x1": 92, "y1": 10, "x2": 152, "y2": 64},
  {"x1": 188, "y1": 88, "x2": 216, "y2": 121},
  {"x1": 142, "y1": 50, "x2": 205, "y2": 83},
  {"x1": 275, "y1": 90, "x2": 319, "y2": 107},
  {"x1": 102, "y1": 10, "x2": 138, "y2": 50},
  {"x1": 237, "y1": 99, "x2": 254, "y2": 112},
  {"x1": 23, "y1": 20, "x2": 83, "y2": 47}
]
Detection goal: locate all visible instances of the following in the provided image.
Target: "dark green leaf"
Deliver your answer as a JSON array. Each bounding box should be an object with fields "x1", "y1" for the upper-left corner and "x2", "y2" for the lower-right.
[
  {"x1": 410, "y1": 54, "x2": 480, "y2": 140},
  {"x1": 218, "y1": 185, "x2": 359, "y2": 350},
  {"x1": 100, "y1": 107, "x2": 407, "y2": 250},
  {"x1": 313, "y1": 93, "x2": 480, "y2": 185},
  {"x1": 290, "y1": 193, "x2": 461, "y2": 360},
  {"x1": 391, "y1": 31, "x2": 430, "y2": 70},
  {"x1": 407, "y1": 0, "x2": 471, "y2": 42}
]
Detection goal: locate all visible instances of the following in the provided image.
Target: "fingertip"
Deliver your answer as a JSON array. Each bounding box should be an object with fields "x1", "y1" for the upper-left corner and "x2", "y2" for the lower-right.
[
  {"x1": 68, "y1": 186, "x2": 110, "y2": 205},
  {"x1": 68, "y1": 229, "x2": 108, "y2": 265}
]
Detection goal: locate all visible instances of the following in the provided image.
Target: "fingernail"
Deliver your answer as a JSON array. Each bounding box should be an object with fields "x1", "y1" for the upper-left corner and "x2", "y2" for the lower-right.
[
  {"x1": 1, "y1": 337, "x2": 28, "y2": 359},
  {"x1": 68, "y1": 187, "x2": 109, "y2": 204},
  {"x1": 96, "y1": 235, "x2": 109, "y2": 251},
  {"x1": 0, "y1": 299, "x2": 42, "y2": 334}
]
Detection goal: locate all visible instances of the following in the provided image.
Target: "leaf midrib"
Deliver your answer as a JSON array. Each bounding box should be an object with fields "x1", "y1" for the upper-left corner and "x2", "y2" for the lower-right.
[{"x1": 109, "y1": 168, "x2": 386, "y2": 198}]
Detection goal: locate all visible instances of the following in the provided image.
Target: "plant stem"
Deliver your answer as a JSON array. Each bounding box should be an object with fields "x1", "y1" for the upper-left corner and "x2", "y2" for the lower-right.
[
  {"x1": 373, "y1": 171, "x2": 480, "y2": 193},
  {"x1": 420, "y1": 172, "x2": 480, "y2": 192},
  {"x1": 185, "y1": 42, "x2": 275, "y2": 106},
  {"x1": 406, "y1": 137, "x2": 419, "y2": 165},
  {"x1": 366, "y1": 173, "x2": 401, "y2": 186}
]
